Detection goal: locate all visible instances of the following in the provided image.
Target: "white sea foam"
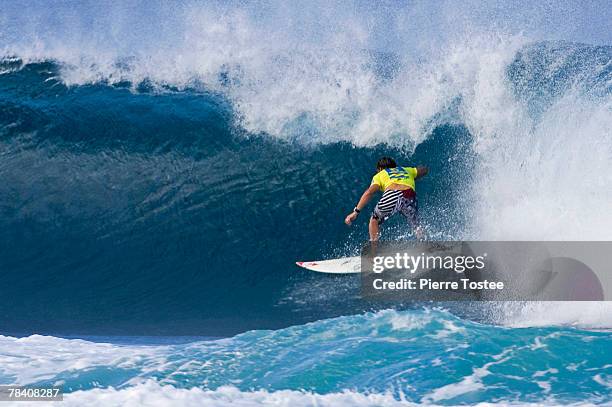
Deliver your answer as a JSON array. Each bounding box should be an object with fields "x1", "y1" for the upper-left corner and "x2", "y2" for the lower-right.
[
  {"x1": 422, "y1": 348, "x2": 513, "y2": 403},
  {"x1": 0, "y1": 380, "x2": 597, "y2": 407},
  {"x1": 386, "y1": 308, "x2": 434, "y2": 331},
  {"x1": 499, "y1": 302, "x2": 612, "y2": 329},
  {"x1": 0, "y1": 335, "x2": 163, "y2": 385}
]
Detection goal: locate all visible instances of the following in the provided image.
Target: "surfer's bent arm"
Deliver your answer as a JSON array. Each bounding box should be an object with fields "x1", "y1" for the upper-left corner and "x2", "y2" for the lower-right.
[
  {"x1": 415, "y1": 166, "x2": 428, "y2": 179},
  {"x1": 345, "y1": 184, "x2": 378, "y2": 225}
]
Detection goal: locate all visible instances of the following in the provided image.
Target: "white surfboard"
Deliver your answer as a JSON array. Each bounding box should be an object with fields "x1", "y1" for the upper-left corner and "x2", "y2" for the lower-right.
[
  {"x1": 296, "y1": 244, "x2": 462, "y2": 274},
  {"x1": 296, "y1": 256, "x2": 361, "y2": 274}
]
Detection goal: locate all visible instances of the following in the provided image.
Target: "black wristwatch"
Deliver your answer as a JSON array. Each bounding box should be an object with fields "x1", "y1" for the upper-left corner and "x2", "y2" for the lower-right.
[{"x1": 353, "y1": 207, "x2": 361, "y2": 214}]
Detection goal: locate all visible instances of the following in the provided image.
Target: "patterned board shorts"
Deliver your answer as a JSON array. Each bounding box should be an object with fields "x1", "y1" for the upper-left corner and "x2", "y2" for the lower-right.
[{"x1": 372, "y1": 188, "x2": 418, "y2": 226}]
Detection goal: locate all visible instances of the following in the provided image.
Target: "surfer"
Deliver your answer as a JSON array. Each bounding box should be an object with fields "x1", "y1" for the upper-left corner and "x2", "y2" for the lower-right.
[{"x1": 345, "y1": 157, "x2": 428, "y2": 241}]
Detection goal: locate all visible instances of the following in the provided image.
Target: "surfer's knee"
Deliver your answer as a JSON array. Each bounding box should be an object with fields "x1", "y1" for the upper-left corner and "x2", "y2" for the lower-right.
[
  {"x1": 369, "y1": 216, "x2": 381, "y2": 228},
  {"x1": 371, "y1": 212, "x2": 384, "y2": 225}
]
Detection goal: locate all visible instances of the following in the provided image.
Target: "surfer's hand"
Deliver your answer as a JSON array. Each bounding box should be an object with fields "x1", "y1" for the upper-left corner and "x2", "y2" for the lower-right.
[{"x1": 345, "y1": 212, "x2": 358, "y2": 225}]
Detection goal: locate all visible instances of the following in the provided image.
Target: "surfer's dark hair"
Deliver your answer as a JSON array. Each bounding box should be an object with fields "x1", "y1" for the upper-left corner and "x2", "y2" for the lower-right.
[{"x1": 376, "y1": 157, "x2": 397, "y2": 170}]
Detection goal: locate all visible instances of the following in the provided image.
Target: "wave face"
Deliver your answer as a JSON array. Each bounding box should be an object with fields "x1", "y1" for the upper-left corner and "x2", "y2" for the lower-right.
[
  {"x1": 0, "y1": 60, "x2": 475, "y2": 334},
  {"x1": 0, "y1": 309, "x2": 610, "y2": 405},
  {"x1": 1, "y1": 1, "x2": 612, "y2": 336}
]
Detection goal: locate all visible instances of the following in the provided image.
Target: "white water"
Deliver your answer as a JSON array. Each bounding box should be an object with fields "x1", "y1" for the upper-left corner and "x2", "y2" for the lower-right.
[
  {"x1": 27, "y1": 381, "x2": 597, "y2": 407},
  {"x1": 501, "y1": 301, "x2": 612, "y2": 328}
]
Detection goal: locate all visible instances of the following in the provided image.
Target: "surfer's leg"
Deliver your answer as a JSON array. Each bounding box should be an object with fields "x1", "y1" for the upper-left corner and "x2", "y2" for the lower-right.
[
  {"x1": 415, "y1": 226, "x2": 426, "y2": 240},
  {"x1": 371, "y1": 189, "x2": 402, "y2": 241},
  {"x1": 369, "y1": 216, "x2": 380, "y2": 241},
  {"x1": 399, "y1": 192, "x2": 425, "y2": 239}
]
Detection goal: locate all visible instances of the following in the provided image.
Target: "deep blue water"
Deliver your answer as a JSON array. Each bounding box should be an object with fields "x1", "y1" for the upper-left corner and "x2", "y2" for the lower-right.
[{"x1": 0, "y1": 59, "x2": 479, "y2": 335}]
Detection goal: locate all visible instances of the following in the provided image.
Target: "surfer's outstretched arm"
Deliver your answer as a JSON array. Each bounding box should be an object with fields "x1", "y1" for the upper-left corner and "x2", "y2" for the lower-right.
[{"x1": 345, "y1": 184, "x2": 378, "y2": 225}]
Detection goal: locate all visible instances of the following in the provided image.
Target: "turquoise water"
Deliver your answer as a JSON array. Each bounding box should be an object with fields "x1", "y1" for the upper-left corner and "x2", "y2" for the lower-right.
[{"x1": 1, "y1": 309, "x2": 610, "y2": 405}]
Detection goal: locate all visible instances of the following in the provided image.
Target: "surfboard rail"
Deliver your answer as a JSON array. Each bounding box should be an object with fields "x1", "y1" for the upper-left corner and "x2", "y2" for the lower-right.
[{"x1": 295, "y1": 257, "x2": 361, "y2": 274}]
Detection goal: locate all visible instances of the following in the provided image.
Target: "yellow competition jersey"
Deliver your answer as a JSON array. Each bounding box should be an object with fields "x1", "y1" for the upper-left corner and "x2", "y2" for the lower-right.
[{"x1": 371, "y1": 166, "x2": 418, "y2": 191}]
